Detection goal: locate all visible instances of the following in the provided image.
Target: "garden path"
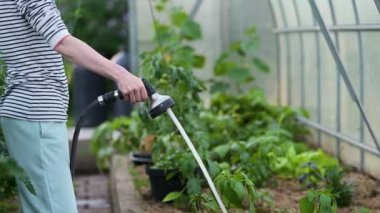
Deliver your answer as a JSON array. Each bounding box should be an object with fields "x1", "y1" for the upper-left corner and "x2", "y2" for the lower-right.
[{"x1": 75, "y1": 174, "x2": 112, "y2": 213}]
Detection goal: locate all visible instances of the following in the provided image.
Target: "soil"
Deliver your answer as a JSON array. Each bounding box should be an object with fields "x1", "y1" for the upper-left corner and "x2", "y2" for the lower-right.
[
  {"x1": 261, "y1": 174, "x2": 380, "y2": 213},
  {"x1": 132, "y1": 165, "x2": 380, "y2": 212},
  {"x1": 135, "y1": 165, "x2": 185, "y2": 213}
]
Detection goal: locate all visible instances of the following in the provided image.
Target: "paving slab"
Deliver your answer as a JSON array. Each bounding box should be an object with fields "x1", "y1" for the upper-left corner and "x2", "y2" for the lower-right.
[{"x1": 75, "y1": 174, "x2": 112, "y2": 213}]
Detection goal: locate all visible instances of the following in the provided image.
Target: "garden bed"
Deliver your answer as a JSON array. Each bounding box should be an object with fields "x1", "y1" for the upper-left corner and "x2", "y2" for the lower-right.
[
  {"x1": 93, "y1": 2, "x2": 380, "y2": 212},
  {"x1": 128, "y1": 163, "x2": 380, "y2": 212}
]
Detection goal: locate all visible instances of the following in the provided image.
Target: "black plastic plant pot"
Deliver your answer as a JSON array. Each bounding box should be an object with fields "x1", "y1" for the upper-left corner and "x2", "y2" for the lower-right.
[
  {"x1": 129, "y1": 152, "x2": 152, "y2": 165},
  {"x1": 145, "y1": 166, "x2": 185, "y2": 202}
]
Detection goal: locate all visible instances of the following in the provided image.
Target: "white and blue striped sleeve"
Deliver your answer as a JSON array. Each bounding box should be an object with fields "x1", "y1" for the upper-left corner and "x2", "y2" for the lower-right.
[{"x1": 13, "y1": 0, "x2": 70, "y2": 48}]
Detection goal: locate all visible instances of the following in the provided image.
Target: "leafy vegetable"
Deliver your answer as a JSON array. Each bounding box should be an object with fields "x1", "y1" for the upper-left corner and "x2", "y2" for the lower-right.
[
  {"x1": 299, "y1": 190, "x2": 337, "y2": 213},
  {"x1": 324, "y1": 166, "x2": 353, "y2": 207},
  {"x1": 163, "y1": 191, "x2": 183, "y2": 202}
]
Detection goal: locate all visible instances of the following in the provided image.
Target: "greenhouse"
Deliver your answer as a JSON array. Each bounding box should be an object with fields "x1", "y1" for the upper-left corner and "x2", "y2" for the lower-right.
[{"x1": 0, "y1": 0, "x2": 380, "y2": 212}]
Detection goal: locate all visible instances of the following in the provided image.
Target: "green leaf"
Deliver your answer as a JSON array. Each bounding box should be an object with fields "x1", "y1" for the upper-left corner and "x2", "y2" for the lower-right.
[
  {"x1": 179, "y1": 154, "x2": 196, "y2": 176},
  {"x1": 210, "y1": 81, "x2": 230, "y2": 94},
  {"x1": 232, "y1": 180, "x2": 245, "y2": 202},
  {"x1": 192, "y1": 55, "x2": 206, "y2": 68},
  {"x1": 204, "y1": 199, "x2": 218, "y2": 212},
  {"x1": 359, "y1": 208, "x2": 371, "y2": 213},
  {"x1": 299, "y1": 197, "x2": 315, "y2": 213},
  {"x1": 181, "y1": 20, "x2": 202, "y2": 40},
  {"x1": 319, "y1": 194, "x2": 333, "y2": 212},
  {"x1": 242, "y1": 40, "x2": 257, "y2": 53},
  {"x1": 186, "y1": 177, "x2": 202, "y2": 195},
  {"x1": 227, "y1": 67, "x2": 251, "y2": 83},
  {"x1": 0, "y1": 157, "x2": 36, "y2": 195},
  {"x1": 96, "y1": 147, "x2": 113, "y2": 159},
  {"x1": 215, "y1": 173, "x2": 228, "y2": 198},
  {"x1": 240, "y1": 152, "x2": 250, "y2": 162},
  {"x1": 248, "y1": 204, "x2": 256, "y2": 213},
  {"x1": 218, "y1": 162, "x2": 231, "y2": 171},
  {"x1": 162, "y1": 191, "x2": 182, "y2": 202},
  {"x1": 229, "y1": 179, "x2": 245, "y2": 208},
  {"x1": 170, "y1": 10, "x2": 188, "y2": 27},
  {"x1": 172, "y1": 46, "x2": 194, "y2": 68},
  {"x1": 20, "y1": 176, "x2": 35, "y2": 195},
  {"x1": 307, "y1": 190, "x2": 314, "y2": 202},
  {"x1": 252, "y1": 57, "x2": 270, "y2": 72},
  {"x1": 155, "y1": 4, "x2": 164, "y2": 12},
  {"x1": 229, "y1": 41, "x2": 242, "y2": 52},
  {"x1": 244, "y1": 27, "x2": 257, "y2": 37},
  {"x1": 214, "y1": 61, "x2": 237, "y2": 76},
  {"x1": 207, "y1": 160, "x2": 221, "y2": 179},
  {"x1": 166, "y1": 171, "x2": 179, "y2": 181},
  {"x1": 212, "y1": 144, "x2": 230, "y2": 159},
  {"x1": 332, "y1": 200, "x2": 337, "y2": 212}
]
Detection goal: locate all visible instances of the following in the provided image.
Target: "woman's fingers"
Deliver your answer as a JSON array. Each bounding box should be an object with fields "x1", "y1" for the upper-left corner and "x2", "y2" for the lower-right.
[
  {"x1": 134, "y1": 89, "x2": 142, "y2": 102},
  {"x1": 141, "y1": 88, "x2": 148, "y2": 101},
  {"x1": 129, "y1": 92, "x2": 136, "y2": 104}
]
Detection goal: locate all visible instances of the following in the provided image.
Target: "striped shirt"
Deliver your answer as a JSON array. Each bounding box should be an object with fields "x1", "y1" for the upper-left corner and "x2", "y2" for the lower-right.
[{"x1": 0, "y1": 0, "x2": 70, "y2": 121}]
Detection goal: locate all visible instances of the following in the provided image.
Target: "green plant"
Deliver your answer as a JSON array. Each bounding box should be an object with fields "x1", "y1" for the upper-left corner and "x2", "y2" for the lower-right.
[
  {"x1": 0, "y1": 139, "x2": 35, "y2": 212},
  {"x1": 0, "y1": 140, "x2": 18, "y2": 200},
  {"x1": 324, "y1": 166, "x2": 353, "y2": 207},
  {"x1": 0, "y1": 157, "x2": 35, "y2": 198},
  {"x1": 208, "y1": 89, "x2": 309, "y2": 142},
  {"x1": 188, "y1": 193, "x2": 218, "y2": 212},
  {"x1": 211, "y1": 27, "x2": 269, "y2": 94},
  {"x1": 90, "y1": 4, "x2": 212, "y2": 196},
  {"x1": 168, "y1": 168, "x2": 263, "y2": 212},
  {"x1": 298, "y1": 162, "x2": 324, "y2": 189},
  {"x1": 214, "y1": 170, "x2": 270, "y2": 212},
  {"x1": 90, "y1": 115, "x2": 143, "y2": 170},
  {"x1": 0, "y1": 59, "x2": 5, "y2": 95},
  {"x1": 271, "y1": 148, "x2": 339, "y2": 180},
  {"x1": 299, "y1": 189, "x2": 337, "y2": 213},
  {"x1": 0, "y1": 200, "x2": 18, "y2": 213},
  {"x1": 357, "y1": 208, "x2": 371, "y2": 213},
  {"x1": 58, "y1": 0, "x2": 128, "y2": 58},
  {"x1": 139, "y1": 0, "x2": 211, "y2": 193},
  {"x1": 128, "y1": 165, "x2": 149, "y2": 193}
]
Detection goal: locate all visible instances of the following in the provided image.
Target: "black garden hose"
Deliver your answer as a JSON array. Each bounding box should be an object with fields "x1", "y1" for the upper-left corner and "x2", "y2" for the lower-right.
[
  {"x1": 69, "y1": 79, "x2": 157, "y2": 177},
  {"x1": 69, "y1": 99, "x2": 99, "y2": 177}
]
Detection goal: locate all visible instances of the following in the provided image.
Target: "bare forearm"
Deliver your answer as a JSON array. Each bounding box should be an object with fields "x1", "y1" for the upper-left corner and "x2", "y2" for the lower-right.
[
  {"x1": 54, "y1": 35, "x2": 122, "y2": 81},
  {"x1": 54, "y1": 35, "x2": 147, "y2": 103}
]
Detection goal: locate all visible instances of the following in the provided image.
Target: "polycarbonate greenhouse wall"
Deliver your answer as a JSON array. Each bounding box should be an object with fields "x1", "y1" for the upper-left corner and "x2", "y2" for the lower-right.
[
  {"x1": 129, "y1": 0, "x2": 380, "y2": 178},
  {"x1": 268, "y1": 0, "x2": 380, "y2": 178}
]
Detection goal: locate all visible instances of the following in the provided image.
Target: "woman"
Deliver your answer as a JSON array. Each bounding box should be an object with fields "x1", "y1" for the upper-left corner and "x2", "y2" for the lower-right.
[{"x1": 0, "y1": 0, "x2": 147, "y2": 212}]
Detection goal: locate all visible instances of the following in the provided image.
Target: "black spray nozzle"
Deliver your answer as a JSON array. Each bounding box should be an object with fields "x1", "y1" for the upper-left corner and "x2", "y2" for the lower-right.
[
  {"x1": 140, "y1": 80, "x2": 175, "y2": 119},
  {"x1": 149, "y1": 96, "x2": 175, "y2": 118},
  {"x1": 97, "y1": 78, "x2": 175, "y2": 118},
  {"x1": 142, "y1": 78, "x2": 156, "y2": 97},
  {"x1": 98, "y1": 78, "x2": 155, "y2": 106}
]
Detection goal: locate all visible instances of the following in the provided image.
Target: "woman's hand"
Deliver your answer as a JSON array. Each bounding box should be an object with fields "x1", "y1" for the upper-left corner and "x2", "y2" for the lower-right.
[{"x1": 114, "y1": 65, "x2": 148, "y2": 103}]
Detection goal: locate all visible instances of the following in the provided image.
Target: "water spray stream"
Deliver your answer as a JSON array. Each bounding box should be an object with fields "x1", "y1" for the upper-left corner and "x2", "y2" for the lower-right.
[{"x1": 166, "y1": 108, "x2": 228, "y2": 213}]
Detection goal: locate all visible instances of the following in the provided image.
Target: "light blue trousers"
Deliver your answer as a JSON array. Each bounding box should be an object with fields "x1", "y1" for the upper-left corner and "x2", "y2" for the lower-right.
[{"x1": 0, "y1": 117, "x2": 77, "y2": 213}]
